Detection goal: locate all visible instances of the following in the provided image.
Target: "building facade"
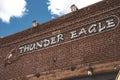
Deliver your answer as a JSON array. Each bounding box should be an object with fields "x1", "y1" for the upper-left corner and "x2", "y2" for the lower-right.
[{"x1": 0, "y1": 0, "x2": 120, "y2": 80}]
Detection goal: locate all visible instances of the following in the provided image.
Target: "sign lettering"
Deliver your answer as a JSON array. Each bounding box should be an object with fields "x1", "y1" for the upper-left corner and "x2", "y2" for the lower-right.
[{"x1": 18, "y1": 15, "x2": 119, "y2": 54}]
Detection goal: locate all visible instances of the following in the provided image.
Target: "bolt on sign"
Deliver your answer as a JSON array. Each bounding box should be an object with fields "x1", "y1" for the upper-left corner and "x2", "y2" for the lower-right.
[{"x1": 18, "y1": 15, "x2": 119, "y2": 54}]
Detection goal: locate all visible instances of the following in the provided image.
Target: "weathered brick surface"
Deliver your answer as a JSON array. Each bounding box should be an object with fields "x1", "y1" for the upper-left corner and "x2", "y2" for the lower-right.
[{"x1": 0, "y1": 0, "x2": 120, "y2": 79}]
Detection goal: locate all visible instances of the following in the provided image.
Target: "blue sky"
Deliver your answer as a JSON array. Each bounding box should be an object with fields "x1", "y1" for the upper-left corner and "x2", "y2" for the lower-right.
[
  {"x1": 0, "y1": 0, "x2": 52, "y2": 37},
  {"x1": 0, "y1": 0, "x2": 102, "y2": 37}
]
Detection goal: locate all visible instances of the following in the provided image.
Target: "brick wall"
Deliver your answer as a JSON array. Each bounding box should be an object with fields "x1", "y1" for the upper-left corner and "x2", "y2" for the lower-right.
[{"x1": 0, "y1": 0, "x2": 120, "y2": 79}]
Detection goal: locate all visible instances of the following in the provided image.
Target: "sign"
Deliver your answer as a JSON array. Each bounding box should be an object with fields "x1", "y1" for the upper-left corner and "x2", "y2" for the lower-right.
[
  {"x1": 116, "y1": 71, "x2": 120, "y2": 80},
  {"x1": 18, "y1": 15, "x2": 119, "y2": 54},
  {"x1": 4, "y1": 47, "x2": 19, "y2": 66}
]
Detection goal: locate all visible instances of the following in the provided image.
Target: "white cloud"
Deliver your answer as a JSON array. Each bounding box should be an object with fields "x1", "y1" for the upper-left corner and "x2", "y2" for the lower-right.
[
  {"x1": 0, "y1": 0, "x2": 27, "y2": 23},
  {"x1": 47, "y1": 0, "x2": 102, "y2": 18}
]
